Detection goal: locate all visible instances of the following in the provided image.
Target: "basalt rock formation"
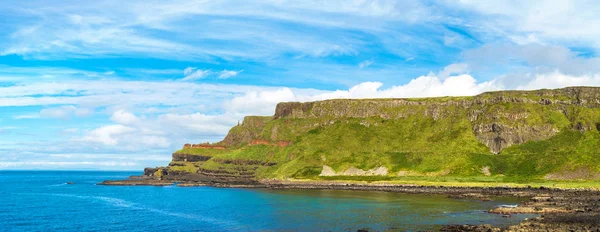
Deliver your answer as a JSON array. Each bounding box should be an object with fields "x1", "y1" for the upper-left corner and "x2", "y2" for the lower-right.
[{"x1": 131, "y1": 87, "x2": 600, "y2": 184}]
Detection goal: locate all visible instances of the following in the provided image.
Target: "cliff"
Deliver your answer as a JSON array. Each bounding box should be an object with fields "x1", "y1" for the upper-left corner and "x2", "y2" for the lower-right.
[{"x1": 141, "y1": 87, "x2": 600, "y2": 184}]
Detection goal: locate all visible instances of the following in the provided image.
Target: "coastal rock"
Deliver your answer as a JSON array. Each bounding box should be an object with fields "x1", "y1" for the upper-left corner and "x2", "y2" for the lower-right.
[
  {"x1": 99, "y1": 180, "x2": 174, "y2": 186},
  {"x1": 448, "y1": 193, "x2": 492, "y2": 201},
  {"x1": 319, "y1": 165, "x2": 388, "y2": 176}
]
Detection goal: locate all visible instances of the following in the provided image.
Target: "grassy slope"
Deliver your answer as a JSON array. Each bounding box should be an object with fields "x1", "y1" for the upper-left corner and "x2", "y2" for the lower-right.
[{"x1": 166, "y1": 88, "x2": 600, "y2": 187}]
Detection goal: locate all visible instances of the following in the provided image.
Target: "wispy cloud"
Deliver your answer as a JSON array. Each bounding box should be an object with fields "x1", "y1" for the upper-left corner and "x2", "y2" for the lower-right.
[
  {"x1": 181, "y1": 67, "x2": 210, "y2": 81},
  {"x1": 358, "y1": 60, "x2": 374, "y2": 69},
  {"x1": 40, "y1": 105, "x2": 94, "y2": 119},
  {"x1": 218, "y1": 70, "x2": 242, "y2": 79}
]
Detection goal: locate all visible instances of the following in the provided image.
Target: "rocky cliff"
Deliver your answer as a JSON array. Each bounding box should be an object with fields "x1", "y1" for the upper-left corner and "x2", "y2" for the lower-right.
[{"x1": 139, "y1": 87, "x2": 600, "y2": 184}]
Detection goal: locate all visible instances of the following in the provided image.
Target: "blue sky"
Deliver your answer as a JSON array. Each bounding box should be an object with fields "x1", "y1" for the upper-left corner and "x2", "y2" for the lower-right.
[{"x1": 2, "y1": 0, "x2": 600, "y2": 170}]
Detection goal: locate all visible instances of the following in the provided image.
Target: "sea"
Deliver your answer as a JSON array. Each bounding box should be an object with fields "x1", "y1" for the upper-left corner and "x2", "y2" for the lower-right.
[{"x1": 0, "y1": 171, "x2": 535, "y2": 231}]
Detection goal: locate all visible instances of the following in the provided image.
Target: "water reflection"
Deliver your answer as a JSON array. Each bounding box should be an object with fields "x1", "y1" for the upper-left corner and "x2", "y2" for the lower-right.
[{"x1": 253, "y1": 188, "x2": 533, "y2": 231}]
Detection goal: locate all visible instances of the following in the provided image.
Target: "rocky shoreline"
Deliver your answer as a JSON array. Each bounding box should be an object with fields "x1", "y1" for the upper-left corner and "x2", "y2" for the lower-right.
[{"x1": 100, "y1": 177, "x2": 600, "y2": 231}]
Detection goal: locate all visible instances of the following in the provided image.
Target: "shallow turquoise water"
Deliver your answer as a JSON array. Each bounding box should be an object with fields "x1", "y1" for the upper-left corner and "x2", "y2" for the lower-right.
[{"x1": 0, "y1": 171, "x2": 535, "y2": 231}]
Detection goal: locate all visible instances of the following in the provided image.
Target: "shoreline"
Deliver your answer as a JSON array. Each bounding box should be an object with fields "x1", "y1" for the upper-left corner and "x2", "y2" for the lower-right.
[{"x1": 100, "y1": 178, "x2": 600, "y2": 231}]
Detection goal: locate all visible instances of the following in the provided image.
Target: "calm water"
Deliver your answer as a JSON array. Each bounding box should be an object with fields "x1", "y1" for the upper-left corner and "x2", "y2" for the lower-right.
[{"x1": 1, "y1": 171, "x2": 534, "y2": 231}]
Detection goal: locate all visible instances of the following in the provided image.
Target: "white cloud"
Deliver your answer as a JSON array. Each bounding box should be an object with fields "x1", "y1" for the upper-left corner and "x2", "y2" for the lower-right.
[
  {"x1": 0, "y1": 79, "x2": 291, "y2": 107},
  {"x1": 181, "y1": 68, "x2": 210, "y2": 81},
  {"x1": 462, "y1": 43, "x2": 600, "y2": 80},
  {"x1": 13, "y1": 114, "x2": 40, "y2": 119},
  {"x1": 218, "y1": 69, "x2": 242, "y2": 79},
  {"x1": 0, "y1": 161, "x2": 139, "y2": 168},
  {"x1": 110, "y1": 110, "x2": 139, "y2": 125},
  {"x1": 39, "y1": 105, "x2": 93, "y2": 119},
  {"x1": 438, "y1": 63, "x2": 469, "y2": 79},
  {"x1": 311, "y1": 74, "x2": 497, "y2": 100},
  {"x1": 358, "y1": 60, "x2": 374, "y2": 69},
  {"x1": 82, "y1": 125, "x2": 136, "y2": 146},
  {"x1": 183, "y1": 67, "x2": 197, "y2": 76},
  {"x1": 515, "y1": 72, "x2": 600, "y2": 90},
  {"x1": 449, "y1": 1, "x2": 600, "y2": 48},
  {"x1": 4, "y1": 1, "x2": 415, "y2": 60},
  {"x1": 226, "y1": 88, "x2": 297, "y2": 115}
]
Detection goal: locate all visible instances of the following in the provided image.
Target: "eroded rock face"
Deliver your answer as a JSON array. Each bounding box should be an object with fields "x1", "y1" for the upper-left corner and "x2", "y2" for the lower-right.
[
  {"x1": 473, "y1": 123, "x2": 559, "y2": 154},
  {"x1": 272, "y1": 87, "x2": 600, "y2": 154},
  {"x1": 319, "y1": 165, "x2": 388, "y2": 176},
  {"x1": 221, "y1": 116, "x2": 273, "y2": 147},
  {"x1": 172, "y1": 153, "x2": 211, "y2": 162}
]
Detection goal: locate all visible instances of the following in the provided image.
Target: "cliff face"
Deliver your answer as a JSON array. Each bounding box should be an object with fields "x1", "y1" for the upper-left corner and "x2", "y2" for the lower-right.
[
  {"x1": 274, "y1": 87, "x2": 600, "y2": 154},
  {"x1": 145, "y1": 87, "x2": 600, "y2": 183},
  {"x1": 221, "y1": 116, "x2": 272, "y2": 147}
]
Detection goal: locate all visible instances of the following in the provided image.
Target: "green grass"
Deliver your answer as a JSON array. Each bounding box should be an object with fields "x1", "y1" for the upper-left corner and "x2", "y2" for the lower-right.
[
  {"x1": 166, "y1": 87, "x2": 600, "y2": 187},
  {"x1": 173, "y1": 147, "x2": 230, "y2": 156},
  {"x1": 284, "y1": 176, "x2": 600, "y2": 189},
  {"x1": 168, "y1": 162, "x2": 200, "y2": 173}
]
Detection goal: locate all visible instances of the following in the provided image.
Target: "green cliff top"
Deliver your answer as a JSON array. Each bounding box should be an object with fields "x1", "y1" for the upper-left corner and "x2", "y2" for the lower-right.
[{"x1": 162, "y1": 87, "x2": 600, "y2": 187}]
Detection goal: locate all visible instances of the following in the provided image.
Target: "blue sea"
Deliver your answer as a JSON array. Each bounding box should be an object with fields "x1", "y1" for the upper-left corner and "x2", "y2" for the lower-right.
[{"x1": 1, "y1": 171, "x2": 534, "y2": 231}]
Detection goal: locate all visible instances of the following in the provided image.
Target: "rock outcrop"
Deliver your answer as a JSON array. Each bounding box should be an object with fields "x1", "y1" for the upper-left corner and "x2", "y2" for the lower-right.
[
  {"x1": 472, "y1": 123, "x2": 559, "y2": 154},
  {"x1": 319, "y1": 165, "x2": 389, "y2": 176},
  {"x1": 183, "y1": 143, "x2": 226, "y2": 149}
]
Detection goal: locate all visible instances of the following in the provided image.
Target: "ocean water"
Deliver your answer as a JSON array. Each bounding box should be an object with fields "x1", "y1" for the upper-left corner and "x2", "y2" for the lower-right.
[{"x1": 1, "y1": 171, "x2": 535, "y2": 231}]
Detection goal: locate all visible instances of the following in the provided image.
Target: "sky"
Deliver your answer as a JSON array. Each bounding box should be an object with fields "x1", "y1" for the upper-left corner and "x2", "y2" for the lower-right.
[{"x1": 2, "y1": 0, "x2": 600, "y2": 170}]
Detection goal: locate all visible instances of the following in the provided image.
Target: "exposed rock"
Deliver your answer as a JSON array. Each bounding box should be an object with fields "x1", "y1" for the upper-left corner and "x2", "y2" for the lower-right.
[
  {"x1": 183, "y1": 143, "x2": 226, "y2": 149},
  {"x1": 473, "y1": 123, "x2": 558, "y2": 154},
  {"x1": 481, "y1": 166, "x2": 491, "y2": 176},
  {"x1": 319, "y1": 165, "x2": 388, "y2": 176},
  {"x1": 490, "y1": 206, "x2": 572, "y2": 214},
  {"x1": 319, "y1": 165, "x2": 336, "y2": 176},
  {"x1": 448, "y1": 193, "x2": 492, "y2": 201},
  {"x1": 176, "y1": 182, "x2": 207, "y2": 187},
  {"x1": 99, "y1": 180, "x2": 174, "y2": 186},
  {"x1": 172, "y1": 153, "x2": 211, "y2": 162}
]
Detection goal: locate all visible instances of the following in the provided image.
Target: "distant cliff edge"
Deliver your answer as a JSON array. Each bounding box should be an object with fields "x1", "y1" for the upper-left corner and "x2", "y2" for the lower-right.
[{"x1": 113, "y1": 87, "x2": 600, "y2": 185}]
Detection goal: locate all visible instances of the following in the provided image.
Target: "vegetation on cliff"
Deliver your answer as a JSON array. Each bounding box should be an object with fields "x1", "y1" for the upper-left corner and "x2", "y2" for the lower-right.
[{"x1": 157, "y1": 87, "x2": 600, "y2": 185}]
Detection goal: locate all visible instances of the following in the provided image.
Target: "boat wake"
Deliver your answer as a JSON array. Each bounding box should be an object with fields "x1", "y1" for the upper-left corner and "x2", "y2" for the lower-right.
[{"x1": 46, "y1": 183, "x2": 67, "y2": 187}]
